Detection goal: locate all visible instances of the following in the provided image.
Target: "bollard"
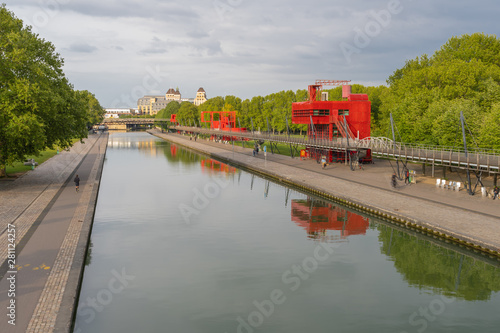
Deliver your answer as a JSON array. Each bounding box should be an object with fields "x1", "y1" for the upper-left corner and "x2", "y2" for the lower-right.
[{"x1": 481, "y1": 187, "x2": 487, "y2": 197}]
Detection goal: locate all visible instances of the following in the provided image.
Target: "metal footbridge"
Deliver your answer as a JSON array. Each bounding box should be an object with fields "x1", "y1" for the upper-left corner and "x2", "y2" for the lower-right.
[{"x1": 171, "y1": 125, "x2": 500, "y2": 174}]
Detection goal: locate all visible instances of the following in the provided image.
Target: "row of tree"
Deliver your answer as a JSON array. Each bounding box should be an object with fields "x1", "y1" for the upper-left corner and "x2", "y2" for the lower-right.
[
  {"x1": 156, "y1": 33, "x2": 500, "y2": 149},
  {"x1": 0, "y1": 5, "x2": 105, "y2": 176}
]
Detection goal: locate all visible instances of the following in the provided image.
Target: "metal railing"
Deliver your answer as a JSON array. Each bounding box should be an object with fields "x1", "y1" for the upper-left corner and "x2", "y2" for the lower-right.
[{"x1": 168, "y1": 125, "x2": 500, "y2": 173}]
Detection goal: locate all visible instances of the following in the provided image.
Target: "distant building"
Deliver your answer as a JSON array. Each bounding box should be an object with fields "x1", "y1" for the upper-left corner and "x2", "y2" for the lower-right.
[
  {"x1": 137, "y1": 87, "x2": 207, "y2": 115},
  {"x1": 105, "y1": 108, "x2": 136, "y2": 118},
  {"x1": 166, "y1": 88, "x2": 181, "y2": 102},
  {"x1": 137, "y1": 95, "x2": 166, "y2": 115},
  {"x1": 194, "y1": 87, "x2": 207, "y2": 106}
]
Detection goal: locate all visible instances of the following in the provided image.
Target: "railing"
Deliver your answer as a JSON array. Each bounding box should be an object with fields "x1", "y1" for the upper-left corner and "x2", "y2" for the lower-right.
[
  {"x1": 168, "y1": 125, "x2": 500, "y2": 172},
  {"x1": 102, "y1": 118, "x2": 171, "y2": 124}
]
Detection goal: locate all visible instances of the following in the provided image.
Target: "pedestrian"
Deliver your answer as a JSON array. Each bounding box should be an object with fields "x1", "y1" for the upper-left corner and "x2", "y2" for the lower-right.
[
  {"x1": 404, "y1": 170, "x2": 410, "y2": 184},
  {"x1": 391, "y1": 173, "x2": 397, "y2": 188},
  {"x1": 321, "y1": 156, "x2": 327, "y2": 169},
  {"x1": 74, "y1": 174, "x2": 80, "y2": 192},
  {"x1": 493, "y1": 186, "x2": 499, "y2": 200}
]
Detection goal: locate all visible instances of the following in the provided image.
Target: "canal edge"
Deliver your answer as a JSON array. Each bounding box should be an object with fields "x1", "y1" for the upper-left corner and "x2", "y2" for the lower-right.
[
  {"x1": 54, "y1": 133, "x2": 109, "y2": 333},
  {"x1": 149, "y1": 130, "x2": 500, "y2": 261}
]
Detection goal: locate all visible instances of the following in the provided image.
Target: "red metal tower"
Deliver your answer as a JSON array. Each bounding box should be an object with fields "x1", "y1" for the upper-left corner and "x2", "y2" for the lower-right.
[{"x1": 291, "y1": 80, "x2": 372, "y2": 162}]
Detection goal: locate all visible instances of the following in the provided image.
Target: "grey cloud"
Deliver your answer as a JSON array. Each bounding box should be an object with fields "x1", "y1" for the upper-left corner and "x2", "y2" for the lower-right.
[
  {"x1": 5, "y1": 0, "x2": 499, "y2": 107},
  {"x1": 67, "y1": 43, "x2": 98, "y2": 53},
  {"x1": 186, "y1": 30, "x2": 210, "y2": 39},
  {"x1": 140, "y1": 47, "x2": 168, "y2": 55},
  {"x1": 11, "y1": 0, "x2": 199, "y2": 21}
]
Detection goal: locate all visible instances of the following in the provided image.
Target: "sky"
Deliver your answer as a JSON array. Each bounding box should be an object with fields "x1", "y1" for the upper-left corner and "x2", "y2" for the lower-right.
[{"x1": 4, "y1": 0, "x2": 500, "y2": 108}]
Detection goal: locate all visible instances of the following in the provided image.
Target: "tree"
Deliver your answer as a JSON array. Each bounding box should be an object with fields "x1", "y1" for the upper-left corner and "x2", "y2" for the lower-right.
[
  {"x1": 379, "y1": 33, "x2": 500, "y2": 148},
  {"x1": 0, "y1": 5, "x2": 89, "y2": 176},
  {"x1": 75, "y1": 90, "x2": 105, "y2": 127},
  {"x1": 156, "y1": 101, "x2": 180, "y2": 120},
  {"x1": 176, "y1": 101, "x2": 199, "y2": 125}
]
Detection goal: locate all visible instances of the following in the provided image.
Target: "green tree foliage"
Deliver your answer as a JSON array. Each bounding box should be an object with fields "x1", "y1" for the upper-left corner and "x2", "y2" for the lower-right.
[
  {"x1": 75, "y1": 90, "x2": 105, "y2": 126},
  {"x1": 176, "y1": 101, "x2": 199, "y2": 125},
  {"x1": 0, "y1": 5, "x2": 90, "y2": 175},
  {"x1": 156, "y1": 101, "x2": 180, "y2": 120},
  {"x1": 162, "y1": 142, "x2": 201, "y2": 168},
  {"x1": 379, "y1": 33, "x2": 500, "y2": 148},
  {"x1": 198, "y1": 96, "x2": 225, "y2": 113}
]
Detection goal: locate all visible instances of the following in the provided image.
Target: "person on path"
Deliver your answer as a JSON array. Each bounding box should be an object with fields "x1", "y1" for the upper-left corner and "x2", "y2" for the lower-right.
[
  {"x1": 391, "y1": 173, "x2": 397, "y2": 188},
  {"x1": 321, "y1": 156, "x2": 327, "y2": 169},
  {"x1": 74, "y1": 174, "x2": 80, "y2": 192},
  {"x1": 404, "y1": 169, "x2": 410, "y2": 184},
  {"x1": 493, "y1": 186, "x2": 499, "y2": 200}
]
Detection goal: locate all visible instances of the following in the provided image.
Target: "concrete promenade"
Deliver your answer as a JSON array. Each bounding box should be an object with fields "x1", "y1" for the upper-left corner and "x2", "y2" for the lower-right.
[
  {"x1": 149, "y1": 129, "x2": 500, "y2": 258},
  {"x1": 0, "y1": 133, "x2": 108, "y2": 332}
]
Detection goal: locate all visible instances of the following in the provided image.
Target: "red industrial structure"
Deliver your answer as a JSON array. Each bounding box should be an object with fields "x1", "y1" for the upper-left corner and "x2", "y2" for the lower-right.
[
  {"x1": 291, "y1": 80, "x2": 372, "y2": 163},
  {"x1": 200, "y1": 111, "x2": 247, "y2": 141},
  {"x1": 291, "y1": 199, "x2": 370, "y2": 241},
  {"x1": 200, "y1": 111, "x2": 246, "y2": 133},
  {"x1": 170, "y1": 114, "x2": 178, "y2": 125}
]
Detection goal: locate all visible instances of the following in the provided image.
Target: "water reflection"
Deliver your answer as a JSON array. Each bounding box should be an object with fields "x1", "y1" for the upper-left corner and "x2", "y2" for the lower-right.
[
  {"x1": 201, "y1": 159, "x2": 237, "y2": 174},
  {"x1": 291, "y1": 198, "x2": 370, "y2": 242},
  {"x1": 378, "y1": 224, "x2": 500, "y2": 301},
  {"x1": 108, "y1": 134, "x2": 158, "y2": 151},
  {"x1": 75, "y1": 132, "x2": 500, "y2": 333},
  {"x1": 162, "y1": 142, "x2": 201, "y2": 167}
]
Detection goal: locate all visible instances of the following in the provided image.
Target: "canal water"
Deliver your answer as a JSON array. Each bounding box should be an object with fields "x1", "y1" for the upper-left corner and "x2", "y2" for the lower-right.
[{"x1": 74, "y1": 132, "x2": 500, "y2": 333}]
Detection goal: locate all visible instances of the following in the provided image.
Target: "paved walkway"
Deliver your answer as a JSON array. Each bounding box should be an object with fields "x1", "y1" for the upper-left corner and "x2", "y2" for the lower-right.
[
  {"x1": 150, "y1": 130, "x2": 500, "y2": 257},
  {"x1": 0, "y1": 133, "x2": 108, "y2": 333}
]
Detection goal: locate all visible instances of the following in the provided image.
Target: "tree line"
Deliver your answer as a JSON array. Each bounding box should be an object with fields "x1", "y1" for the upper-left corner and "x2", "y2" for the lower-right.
[
  {"x1": 157, "y1": 32, "x2": 500, "y2": 150},
  {"x1": 0, "y1": 5, "x2": 105, "y2": 176}
]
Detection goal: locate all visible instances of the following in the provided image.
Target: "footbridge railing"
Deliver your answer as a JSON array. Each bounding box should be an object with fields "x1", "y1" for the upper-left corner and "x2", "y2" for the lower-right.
[{"x1": 169, "y1": 126, "x2": 500, "y2": 173}]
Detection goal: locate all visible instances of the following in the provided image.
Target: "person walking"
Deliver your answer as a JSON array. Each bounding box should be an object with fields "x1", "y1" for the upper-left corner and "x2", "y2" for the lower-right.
[
  {"x1": 74, "y1": 174, "x2": 80, "y2": 192},
  {"x1": 404, "y1": 169, "x2": 410, "y2": 184},
  {"x1": 391, "y1": 173, "x2": 397, "y2": 188}
]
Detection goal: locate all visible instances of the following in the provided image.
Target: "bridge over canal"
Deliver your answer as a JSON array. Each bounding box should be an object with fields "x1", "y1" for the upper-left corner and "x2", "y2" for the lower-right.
[{"x1": 101, "y1": 118, "x2": 170, "y2": 130}]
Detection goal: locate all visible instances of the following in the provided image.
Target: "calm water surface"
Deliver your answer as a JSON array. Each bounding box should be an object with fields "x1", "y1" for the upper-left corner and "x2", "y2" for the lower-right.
[{"x1": 74, "y1": 132, "x2": 500, "y2": 333}]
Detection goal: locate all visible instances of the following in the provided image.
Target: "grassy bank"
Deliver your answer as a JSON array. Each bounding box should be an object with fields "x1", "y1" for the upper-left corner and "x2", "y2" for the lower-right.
[{"x1": 4, "y1": 139, "x2": 80, "y2": 177}]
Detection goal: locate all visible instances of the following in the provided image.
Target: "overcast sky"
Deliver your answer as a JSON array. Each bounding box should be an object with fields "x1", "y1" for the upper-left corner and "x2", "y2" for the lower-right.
[{"x1": 4, "y1": 0, "x2": 499, "y2": 108}]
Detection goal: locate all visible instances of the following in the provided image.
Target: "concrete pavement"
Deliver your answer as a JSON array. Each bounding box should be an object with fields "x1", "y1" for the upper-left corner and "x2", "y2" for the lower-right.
[{"x1": 0, "y1": 133, "x2": 108, "y2": 333}]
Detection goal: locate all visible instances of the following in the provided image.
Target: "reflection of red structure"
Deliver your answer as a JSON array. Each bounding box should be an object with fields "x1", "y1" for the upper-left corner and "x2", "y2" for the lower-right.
[
  {"x1": 201, "y1": 159, "x2": 237, "y2": 174},
  {"x1": 291, "y1": 81, "x2": 372, "y2": 162},
  {"x1": 170, "y1": 144, "x2": 178, "y2": 157},
  {"x1": 291, "y1": 199, "x2": 369, "y2": 240}
]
